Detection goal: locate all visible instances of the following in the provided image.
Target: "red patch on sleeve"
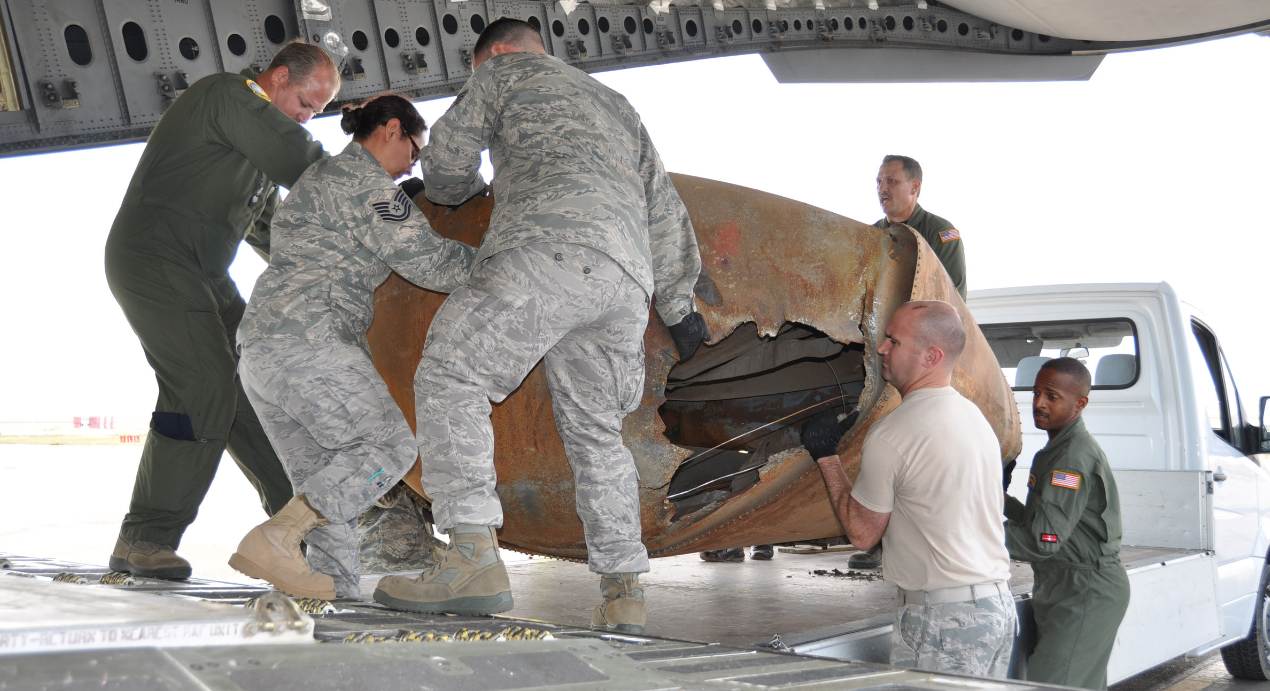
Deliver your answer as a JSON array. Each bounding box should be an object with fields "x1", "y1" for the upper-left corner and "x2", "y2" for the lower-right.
[{"x1": 1041, "y1": 533, "x2": 1058, "y2": 543}]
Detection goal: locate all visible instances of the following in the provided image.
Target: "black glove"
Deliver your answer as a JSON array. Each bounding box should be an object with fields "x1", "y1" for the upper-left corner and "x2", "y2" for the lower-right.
[
  {"x1": 399, "y1": 177, "x2": 425, "y2": 199},
  {"x1": 1002, "y1": 459, "x2": 1017, "y2": 494},
  {"x1": 800, "y1": 409, "x2": 860, "y2": 460},
  {"x1": 667, "y1": 312, "x2": 710, "y2": 360}
]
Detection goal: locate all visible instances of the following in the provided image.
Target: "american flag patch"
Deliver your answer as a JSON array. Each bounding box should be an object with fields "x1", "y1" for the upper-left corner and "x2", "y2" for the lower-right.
[
  {"x1": 1041, "y1": 533, "x2": 1058, "y2": 543},
  {"x1": 1051, "y1": 471, "x2": 1081, "y2": 490},
  {"x1": 939, "y1": 228, "x2": 960, "y2": 243}
]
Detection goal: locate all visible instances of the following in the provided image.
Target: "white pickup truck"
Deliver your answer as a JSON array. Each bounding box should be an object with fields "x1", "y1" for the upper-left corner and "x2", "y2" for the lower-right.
[{"x1": 781, "y1": 282, "x2": 1270, "y2": 683}]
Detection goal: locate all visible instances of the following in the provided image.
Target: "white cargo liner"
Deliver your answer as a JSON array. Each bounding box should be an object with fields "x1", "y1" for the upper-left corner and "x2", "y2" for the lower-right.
[{"x1": 0, "y1": 575, "x2": 314, "y2": 655}]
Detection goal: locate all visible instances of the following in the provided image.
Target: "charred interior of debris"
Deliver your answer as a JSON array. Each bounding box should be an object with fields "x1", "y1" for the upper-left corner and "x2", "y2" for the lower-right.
[{"x1": 660, "y1": 322, "x2": 865, "y2": 518}]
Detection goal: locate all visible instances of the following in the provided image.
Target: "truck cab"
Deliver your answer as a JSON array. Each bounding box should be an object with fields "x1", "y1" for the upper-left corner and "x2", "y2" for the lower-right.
[{"x1": 969, "y1": 281, "x2": 1270, "y2": 681}]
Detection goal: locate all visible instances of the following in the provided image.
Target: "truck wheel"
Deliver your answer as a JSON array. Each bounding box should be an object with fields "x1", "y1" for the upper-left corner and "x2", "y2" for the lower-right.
[{"x1": 1222, "y1": 562, "x2": 1270, "y2": 679}]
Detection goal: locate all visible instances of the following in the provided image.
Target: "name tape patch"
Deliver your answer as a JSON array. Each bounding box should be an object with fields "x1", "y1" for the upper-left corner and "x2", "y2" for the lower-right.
[
  {"x1": 246, "y1": 79, "x2": 271, "y2": 102},
  {"x1": 371, "y1": 188, "x2": 414, "y2": 223},
  {"x1": 1051, "y1": 470, "x2": 1081, "y2": 490},
  {"x1": 939, "y1": 228, "x2": 960, "y2": 243},
  {"x1": 1041, "y1": 533, "x2": 1058, "y2": 543}
]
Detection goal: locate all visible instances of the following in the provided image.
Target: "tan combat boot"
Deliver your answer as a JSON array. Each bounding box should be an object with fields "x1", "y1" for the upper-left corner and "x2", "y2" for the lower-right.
[
  {"x1": 591, "y1": 572, "x2": 646, "y2": 634},
  {"x1": 228, "y1": 495, "x2": 336, "y2": 600},
  {"x1": 373, "y1": 524, "x2": 513, "y2": 615},
  {"x1": 109, "y1": 537, "x2": 192, "y2": 579}
]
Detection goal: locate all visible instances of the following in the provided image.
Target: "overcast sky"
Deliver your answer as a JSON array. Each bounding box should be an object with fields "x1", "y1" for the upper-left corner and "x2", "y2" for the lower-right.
[{"x1": 1, "y1": 33, "x2": 1267, "y2": 423}]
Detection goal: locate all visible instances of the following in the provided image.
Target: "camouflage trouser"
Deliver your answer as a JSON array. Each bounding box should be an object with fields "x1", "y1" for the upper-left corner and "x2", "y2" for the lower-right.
[
  {"x1": 891, "y1": 590, "x2": 1017, "y2": 678},
  {"x1": 415, "y1": 242, "x2": 651, "y2": 575},
  {"x1": 240, "y1": 337, "x2": 418, "y2": 597},
  {"x1": 358, "y1": 484, "x2": 443, "y2": 574}
]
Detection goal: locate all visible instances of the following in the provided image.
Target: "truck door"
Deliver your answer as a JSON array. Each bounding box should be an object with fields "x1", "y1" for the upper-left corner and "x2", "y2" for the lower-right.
[{"x1": 1189, "y1": 320, "x2": 1262, "y2": 618}]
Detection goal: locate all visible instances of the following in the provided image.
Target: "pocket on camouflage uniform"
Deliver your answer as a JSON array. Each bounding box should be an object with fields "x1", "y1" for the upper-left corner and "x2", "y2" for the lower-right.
[{"x1": 897, "y1": 604, "x2": 928, "y2": 653}]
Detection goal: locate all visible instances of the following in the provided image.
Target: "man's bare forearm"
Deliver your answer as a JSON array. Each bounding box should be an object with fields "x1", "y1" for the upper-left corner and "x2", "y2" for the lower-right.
[{"x1": 816, "y1": 455, "x2": 853, "y2": 534}]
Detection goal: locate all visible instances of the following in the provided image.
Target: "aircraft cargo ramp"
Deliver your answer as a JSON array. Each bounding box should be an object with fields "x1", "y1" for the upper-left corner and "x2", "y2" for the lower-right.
[{"x1": 0, "y1": 553, "x2": 1064, "y2": 691}]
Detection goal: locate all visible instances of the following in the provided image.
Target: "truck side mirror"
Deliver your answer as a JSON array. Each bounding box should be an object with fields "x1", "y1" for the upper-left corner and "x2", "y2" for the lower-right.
[{"x1": 1260, "y1": 396, "x2": 1270, "y2": 453}]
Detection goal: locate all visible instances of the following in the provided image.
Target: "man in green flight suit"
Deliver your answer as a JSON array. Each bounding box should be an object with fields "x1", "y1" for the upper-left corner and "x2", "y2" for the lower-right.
[
  {"x1": 873, "y1": 155, "x2": 967, "y2": 300},
  {"x1": 851, "y1": 154, "x2": 968, "y2": 572},
  {"x1": 1005, "y1": 357, "x2": 1130, "y2": 689},
  {"x1": 104, "y1": 41, "x2": 340, "y2": 579}
]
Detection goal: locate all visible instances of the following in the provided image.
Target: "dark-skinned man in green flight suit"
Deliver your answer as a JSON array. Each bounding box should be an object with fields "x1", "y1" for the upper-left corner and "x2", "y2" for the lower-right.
[
  {"x1": 104, "y1": 41, "x2": 341, "y2": 579},
  {"x1": 846, "y1": 154, "x2": 968, "y2": 572},
  {"x1": 1005, "y1": 357, "x2": 1130, "y2": 690}
]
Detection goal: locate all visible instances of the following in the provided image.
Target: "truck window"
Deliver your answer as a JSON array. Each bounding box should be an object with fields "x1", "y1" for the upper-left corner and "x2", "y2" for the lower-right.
[
  {"x1": 980, "y1": 318, "x2": 1139, "y2": 391},
  {"x1": 1189, "y1": 320, "x2": 1235, "y2": 445}
]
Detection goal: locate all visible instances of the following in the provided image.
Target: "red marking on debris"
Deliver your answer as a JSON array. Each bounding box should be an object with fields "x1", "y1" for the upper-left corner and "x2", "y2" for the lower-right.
[{"x1": 713, "y1": 222, "x2": 741, "y2": 265}]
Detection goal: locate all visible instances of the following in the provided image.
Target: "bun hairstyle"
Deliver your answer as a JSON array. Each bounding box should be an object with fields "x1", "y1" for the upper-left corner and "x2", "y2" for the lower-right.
[{"x1": 339, "y1": 93, "x2": 426, "y2": 141}]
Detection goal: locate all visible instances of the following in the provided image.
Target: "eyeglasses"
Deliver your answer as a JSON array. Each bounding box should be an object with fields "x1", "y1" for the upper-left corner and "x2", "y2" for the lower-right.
[{"x1": 408, "y1": 136, "x2": 421, "y2": 164}]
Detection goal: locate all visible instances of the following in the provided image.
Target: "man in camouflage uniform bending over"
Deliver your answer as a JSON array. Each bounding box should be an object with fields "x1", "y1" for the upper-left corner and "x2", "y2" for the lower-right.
[{"x1": 373, "y1": 18, "x2": 707, "y2": 633}]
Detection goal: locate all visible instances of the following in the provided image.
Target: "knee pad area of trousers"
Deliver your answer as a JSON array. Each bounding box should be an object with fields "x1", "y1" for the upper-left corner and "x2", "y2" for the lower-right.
[{"x1": 150, "y1": 412, "x2": 197, "y2": 441}]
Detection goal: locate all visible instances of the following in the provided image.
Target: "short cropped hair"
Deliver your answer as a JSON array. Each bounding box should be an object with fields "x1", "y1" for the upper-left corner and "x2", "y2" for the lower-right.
[
  {"x1": 266, "y1": 40, "x2": 338, "y2": 83},
  {"x1": 474, "y1": 18, "x2": 545, "y2": 62},
  {"x1": 882, "y1": 154, "x2": 923, "y2": 183},
  {"x1": 1039, "y1": 357, "x2": 1092, "y2": 396},
  {"x1": 905, "y1": 300, "x2": 966, "y2": 364}
]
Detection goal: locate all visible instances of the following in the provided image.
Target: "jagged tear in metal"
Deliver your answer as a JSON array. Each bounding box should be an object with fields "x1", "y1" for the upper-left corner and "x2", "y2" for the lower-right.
[{"x1": 366, "y1": 173, "x2": 1021, "y2": 559}]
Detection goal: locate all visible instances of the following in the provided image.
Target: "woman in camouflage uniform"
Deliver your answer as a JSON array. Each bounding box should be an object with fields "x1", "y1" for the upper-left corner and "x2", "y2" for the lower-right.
[{"x1": 228, "y1": 94, "x2": 476, "y2": 599}]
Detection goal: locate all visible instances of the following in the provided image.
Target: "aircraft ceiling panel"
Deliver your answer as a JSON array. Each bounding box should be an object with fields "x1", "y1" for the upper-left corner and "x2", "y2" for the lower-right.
[
  {"x1": 99, "y1": 0, "x2": 201, "y2": 127},
  {"x1": 0, "y1": 0, "x2": 1266, "y2": 157},
  {"x1": 939, "y1": 0, "x2": 1270, "y2": 42},
  {"x1": 2, "y1": 2, "x2": 126, "y2": 137},
  {"x1": 336, "y1": 0, "x2": 391, "y2": 95},
  {"x1": 372, "y1": 0, "x2": 448, "y2": 92},
  {"x1": 207, "y1": 1, "x2": 295, "y2": 77}
]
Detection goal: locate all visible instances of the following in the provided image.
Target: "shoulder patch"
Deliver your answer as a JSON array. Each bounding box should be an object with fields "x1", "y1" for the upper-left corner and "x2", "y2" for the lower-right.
[
  {"x1": 1051, "y1": 470, "x2": 1081, "y2": 490},
  {"x1": 1040, "y1": 533, "x2": 1058, "y2": 543},
  {"x1": 939, "y1": 228, "x2": 960, "y2": 243},
  {"x1": 371, "y1": 188, "x2": 414, "y2": 223},
  {"x1": 246, "y1": 79, "x2": 271, "y2": 102},
  {"x1": 1027, "y1": 473, "x2": 1036, "y2": 488}
]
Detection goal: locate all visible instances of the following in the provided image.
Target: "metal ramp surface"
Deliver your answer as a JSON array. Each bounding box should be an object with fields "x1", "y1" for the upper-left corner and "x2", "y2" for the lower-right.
[{"x1": 0, "y1": 553, "x2": 1058, "y2": 691}]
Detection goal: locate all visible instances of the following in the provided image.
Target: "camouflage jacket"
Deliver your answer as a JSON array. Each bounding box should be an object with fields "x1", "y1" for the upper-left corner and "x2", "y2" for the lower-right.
[
  {"x1": 422, "y1": 51, "x2": 701, "y2": 326},
  {"x1": 239, "y1": 142, "x2": 476, "y2": 350}
]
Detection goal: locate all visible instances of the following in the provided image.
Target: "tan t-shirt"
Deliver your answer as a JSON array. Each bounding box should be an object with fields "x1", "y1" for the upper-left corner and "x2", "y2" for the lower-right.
[{"x1": 851, "y1": 386, "x2": 1011, "y2": 592}]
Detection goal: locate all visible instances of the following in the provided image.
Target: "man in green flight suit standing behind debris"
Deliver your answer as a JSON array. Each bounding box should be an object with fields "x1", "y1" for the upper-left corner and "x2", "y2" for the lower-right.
[
  {"x1": 873, "y1": 155, "x2": 967, "y2": 300},
  {"x1": 1005, "y1": 357, "x2": 1130, "y2": 690},
  {"x1": 104, "y1": 41, "x2": 340, "y2": 579}
]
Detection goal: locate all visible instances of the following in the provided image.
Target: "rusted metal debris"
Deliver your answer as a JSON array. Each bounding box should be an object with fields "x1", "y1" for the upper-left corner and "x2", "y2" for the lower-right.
[
  {"x1": 366, "y1": 174, "x2": 1021, "y2": 561},
  {"x1": 810, "y1": 569, "x2": 886, "y2": 582}
]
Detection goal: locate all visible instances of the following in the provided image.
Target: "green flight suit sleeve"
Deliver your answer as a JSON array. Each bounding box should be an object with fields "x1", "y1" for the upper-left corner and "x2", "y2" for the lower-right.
[
  {"x1": 208, "y1": 78, "x2": 326, "y2": 189},
  {"x1": 353, "y1": 185, "x2": 477, "y2": 293},
  {"x1": 1006, "y1": 456, "x2": 1095, "y2": 562},
  {"x1": 244, "y1": 186, "x2": 280, "y2": 262},
  {"x1": 928, "y1": 226, "x2": 967, "y2": 300},
  {"x1": 639, "y1": 123, "x2": 700, "y2": 327},
  {"x1": 1005, "y1": 495, "x2": 1026, "y2": 522},
  {"x1": 421, "y1": 68, "x2": 495, "y2": 206}
]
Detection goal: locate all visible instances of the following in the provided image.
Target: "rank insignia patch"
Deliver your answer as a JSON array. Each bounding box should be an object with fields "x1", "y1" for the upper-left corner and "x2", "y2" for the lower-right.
[
  {"x1": 939, "y1": 228, "x2": 960, "y2": 243},
  {"x1": 1028, "y1": 473, "x2": 1036, "y2": 488},
  {"x1": 246, "y1": 79, "x2": 271, "y2": 102},
  {"x1": 1041, "y1": 533, "x2": 1058, "y2": 543},
  {"x1": 1051, "y1": 470, "x2": 1081, "y2": 490},
  {"x1": 371, "y1": 188, "x2": 414, "y2": 223}
]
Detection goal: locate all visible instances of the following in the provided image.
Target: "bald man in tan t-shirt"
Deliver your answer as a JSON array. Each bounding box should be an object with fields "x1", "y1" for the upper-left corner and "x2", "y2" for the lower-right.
[{"x1": 799, "y1": 301, "x2": 1015, "y2": 677}]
